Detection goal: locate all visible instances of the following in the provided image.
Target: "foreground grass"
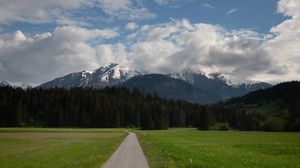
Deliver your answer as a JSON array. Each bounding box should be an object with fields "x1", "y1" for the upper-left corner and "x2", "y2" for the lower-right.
[
  {"x1": 0, "y1": 128, "x2": 126, "y2": 168},
  {"x1": 136, "y1": 128, "x2": 300, "y2": 168}
]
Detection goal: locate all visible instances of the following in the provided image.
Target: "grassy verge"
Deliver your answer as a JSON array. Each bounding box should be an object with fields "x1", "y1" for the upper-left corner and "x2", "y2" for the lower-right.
[
  {"x1": 136, "y1": 128, "x2": 300, "y2": 168},
  {"x1": 0, "y1": 128, "x2": 126, "y2": 168}
]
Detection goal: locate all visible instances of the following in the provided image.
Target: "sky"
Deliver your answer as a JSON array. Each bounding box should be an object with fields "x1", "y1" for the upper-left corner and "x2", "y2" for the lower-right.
[{"x1": 0, "y1": 0, "x2": 299, "y2": 85}]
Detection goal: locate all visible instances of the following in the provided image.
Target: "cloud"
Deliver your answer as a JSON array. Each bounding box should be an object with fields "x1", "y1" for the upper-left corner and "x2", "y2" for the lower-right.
[
  {"x1": 277, "y1": 0, "x2": 300, "y2": 17},
  {"x1": 0, "y1": 16, "x2": 294, "y2": 84},
  {"x1": 154, "y1": 0, "x2": 194, "y2": 8},
  {"x1": 98, "y1": 0, "x2": 156, "y2": 20},
  {"x1": 123, "y1": 19, "x2": 285, "y2": 83},
  {"x1": 1, "y1": 0, "x2": 300, "y2": 84},
  {"x1": 0, "y1": 27, "x2": 120, "y2": 84},
  {"x1": 227, "y1": 7, "x2": 240, "y2": 15},
  {"x1": 0, "y1": 0, "x2": 95, "y2": 25},
  {"x1": 0, "y1": 0, "x2": 156, "y2": 25},
  {"x1": 154, "y1": 0, "x2": 171, "y2": 6},
  {"x1": 200, "y1": 2, "x2": 215, "y2": 9},
  {"x1": 53, "y1": 26, "x2": 118, "y2": 42},
  {"x1": 126, "y1": 22, "x2": 138, "y2": 31},
  {"x1": 96, "y1": 43, "x2": 130, "y2": 67},
  {"x1": 255, "y1": 0, "x2": 300, "y2": 83}
]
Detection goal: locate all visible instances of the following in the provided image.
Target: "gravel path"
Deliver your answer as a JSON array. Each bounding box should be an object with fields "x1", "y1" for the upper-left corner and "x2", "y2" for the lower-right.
[{"x1": 101, "y1": 132, "x2": 149, "y2": 168}]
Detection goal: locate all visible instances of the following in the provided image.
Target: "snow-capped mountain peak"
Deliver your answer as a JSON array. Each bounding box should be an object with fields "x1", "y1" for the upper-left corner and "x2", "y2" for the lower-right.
[
  {"x1": 39, "y1": 63, "x2": 142, "y2": 88},
  {"x1": 0, "y1": 80, "x2": 10, "y2": 86},
  {"x1": 0, "y1": 80, "x2": 34, "y2": 89},
  {"x1": 168, "y1": 69, "x2": 272, "y2": 99},
  {"x1": 207, "y1": 72, "x2": 234, "y2": 85},
  {"x1": 169, "y1": 68, "x2": 206, "y2": 85}
]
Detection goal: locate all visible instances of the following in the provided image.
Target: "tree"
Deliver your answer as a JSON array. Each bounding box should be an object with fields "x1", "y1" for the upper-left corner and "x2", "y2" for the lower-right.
[
  {"x1": 141, "y1": 104, "x2": 154, "y2": 130},
  {"x1": 263, "y1": 118, "x2": 285, "y2": 132},
  {"x1": 198, "y1": 107, "x2": 215, "y2": 130}
]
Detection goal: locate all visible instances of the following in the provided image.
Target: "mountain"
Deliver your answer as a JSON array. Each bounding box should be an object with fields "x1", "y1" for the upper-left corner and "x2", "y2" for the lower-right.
[
  {"x1": 39, "y1": 63, "x2": 142, "y2": 88},
  {"x1": 0, "y1": 80, "x2": 33, "y2": 89},
  {"x1": 121, "y1": 74, "x2": 221, "y2": 104},
  {"x1": 169, "y1": 69, "x2": 272, "y2": 99},
  {"x1": 39, "y1": 64, "x2": 272, "y2": 103},
  {"x1": 0, "y1": 80, "x2": 10, "y2": 87},
  {"x1": 234, "y1": 82, "x2": 272, "y2": 93}
]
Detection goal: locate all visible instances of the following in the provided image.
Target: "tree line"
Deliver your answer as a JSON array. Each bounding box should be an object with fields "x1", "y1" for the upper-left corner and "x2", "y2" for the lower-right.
[
  {"x1": 226, "y1": 81, "x2": 300, "y2": 131},
  {"x1": 1, "y1": 86, "x2": 264, "y2": 130}
]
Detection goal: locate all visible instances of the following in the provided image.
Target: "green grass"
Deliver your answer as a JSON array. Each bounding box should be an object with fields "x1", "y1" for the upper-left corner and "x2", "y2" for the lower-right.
[
  {"x1": 136, "y1": 128, "x2": 300, "y2": 168},
  {"x1": 0, "y1": 128, "x2": 126, "y2": 168}
]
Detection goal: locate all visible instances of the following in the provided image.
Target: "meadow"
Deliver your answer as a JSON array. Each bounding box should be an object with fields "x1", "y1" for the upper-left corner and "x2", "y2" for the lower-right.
[
  {"x1": 1, "y1": 128, "x2": 300, "y2": 168},
  {"x1": 0, "y1": 128, "x2": 126, "y2": 168},
  {"x1": 137, "y1": 128, "x2": 300, "y2": 168}
]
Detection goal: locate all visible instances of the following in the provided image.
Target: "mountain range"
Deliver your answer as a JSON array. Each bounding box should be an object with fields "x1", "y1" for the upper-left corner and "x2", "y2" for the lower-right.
[
  {"x1": 39, "y1": 63, "x2": 141, "y2": 89},
  {"x1": 3, "y1": 63, "x2": 272, "y2": 104},
  {"x1": 169, "y1": 69, "x2": 271, "y2": 99},
  {"x1": 0, "y1": 80, "x2": 33, "y2": 89},
  {"x1": 121, "y1": 74, "x2": 221, "y2": 104}
]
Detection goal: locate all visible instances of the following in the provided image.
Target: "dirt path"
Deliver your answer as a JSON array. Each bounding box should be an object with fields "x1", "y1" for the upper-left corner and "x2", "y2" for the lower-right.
[{"x1": 101, "y1": 132, "x2": 149, "y2": 168}]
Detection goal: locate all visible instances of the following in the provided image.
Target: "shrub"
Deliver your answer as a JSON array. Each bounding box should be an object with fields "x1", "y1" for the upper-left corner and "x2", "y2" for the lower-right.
[
  {"x1": 290, "y1": 119, "x2": 300, "y2": 131},
  {"x1": 263, "y1": 118, "x2": 285, "y2": 132},
  {"x1": 218, "y1": 123, "x2": 230, "y2": 131}
]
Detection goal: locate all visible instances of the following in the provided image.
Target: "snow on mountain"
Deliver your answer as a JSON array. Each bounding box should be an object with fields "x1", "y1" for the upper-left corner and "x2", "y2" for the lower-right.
[
  {"x1": 168, "y1": 69, "x2": 272, "y2": 99},
  {"x1": 0, "y1": 80, "x2": 33, "y2": 89},
  {"x1": 0, "y1": 80, "x2": 10, "y2": 87},
  {"x1": 234, "y1": 82, "x2": 272, "y2": 92},
  {"x1": 38, "y1": 64, "x2": 271, "y2": 101},
  {"x1": 39, "y1": 63, "x2": 142, "y2": 88},
  {"x1": 169, "y1": 69, "x2": 199, "y2": 85},
  {"x1": 170, "y1": 69, "x2": 233, "y2": 86}
]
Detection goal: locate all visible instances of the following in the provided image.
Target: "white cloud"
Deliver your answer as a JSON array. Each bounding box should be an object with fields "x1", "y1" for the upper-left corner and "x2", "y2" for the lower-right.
[
  {"x1": 255, "y1": 0, "x2": 300, "y2": 83},
  {"x1": 227, "y1": 7, "x2": 240, "y2": 15},
  {"x1": 130, "y1": 39, "x2": 181, "y2": 72},
  {"x1": 0, "y1": 0, "x2": 156, "y2": 25},
  {"x1": 200, "y1": 2, "x2": 215, "y2": 9},
  {"x1": 277, "y1": 0, "x2": 300, "y2": 17},
  {"x1": 122, "y1": 20, "x2": 279, "y2": 83},
  {"x1": 126, "y1": 22, "x2": 138, "y2": 31},
  {"x1": 0, "y1": 27, "x2": 120, "y2": 84},
  {"x1": 53, "y1": 26, "x2": 118, "y2": 42},
  {"x1": 154, "y1": 0, "x2": 193, "y2": 8},
  {"x1": 1, "y1": 0, "x2": 300, "y2": 84},
  {"x1": 98, "y1": 0, "x2": 156, "y2": 20},
  {"x1": 155, "y1": 0, "x2": 171, "y2": 6},
  {"x1": 122, "y1": 18, "x2": 293, "y2": 84},
  {"x1": 0, "y1": 0, "x2": 95, "y2": 25},
  {"x1": 1, "y1": 16, "x2": 295, "y2": 84},
  {"x1": 96, "y1": 43, "x2": 130, "y2": 67}
]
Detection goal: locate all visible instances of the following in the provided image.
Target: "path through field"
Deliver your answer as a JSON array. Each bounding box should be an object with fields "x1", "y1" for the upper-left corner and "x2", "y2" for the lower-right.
[{"x1": 102, "y1": 132, "x2": 149, "y2": 168}]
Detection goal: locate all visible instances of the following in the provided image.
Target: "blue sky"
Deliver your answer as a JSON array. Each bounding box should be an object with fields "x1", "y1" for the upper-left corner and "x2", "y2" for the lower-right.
[
  {"x1": 147, "y1": 0, "x2": 286, "y2": 33},
  {"x1": 0, "y1": 0, "x2": 287, "y2": 37},
  {"x1": 0, "y1": 0, "x2": 299, "y2": 84}
]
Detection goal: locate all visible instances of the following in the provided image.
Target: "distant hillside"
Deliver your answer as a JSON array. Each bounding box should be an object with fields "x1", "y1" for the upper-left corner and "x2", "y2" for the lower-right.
[
  {"x1": 121, "y1": 74, "x2": 221, "y2": 104},
  {"x1": 227, "y1": 81, "x2": 300, "y2": 106},
  {"x1": 226, "y1": 81, "x2": 300, "y2": 131}
]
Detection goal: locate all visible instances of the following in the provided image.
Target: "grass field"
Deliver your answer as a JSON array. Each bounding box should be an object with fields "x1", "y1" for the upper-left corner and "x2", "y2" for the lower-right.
[
  {"x1": 137, "y1": 128, "x2": 300, "y2": 168},
  {"x1": 0, "y1": 128, "x2": 126, "y2": 168}
]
